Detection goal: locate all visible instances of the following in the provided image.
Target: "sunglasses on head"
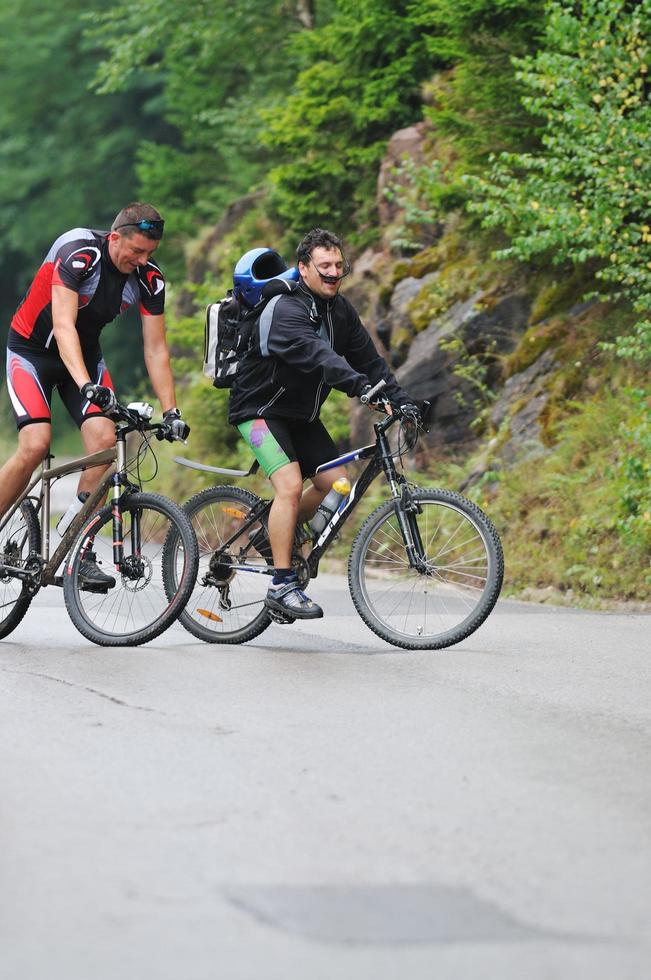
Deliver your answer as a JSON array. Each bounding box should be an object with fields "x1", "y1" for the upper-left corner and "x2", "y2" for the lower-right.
[{"x1": 114, "y1": 218, "x2": 165, "y2": 236}]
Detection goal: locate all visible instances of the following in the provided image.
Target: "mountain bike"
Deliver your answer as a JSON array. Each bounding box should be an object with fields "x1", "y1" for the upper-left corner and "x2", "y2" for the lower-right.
[
  {"x1": 163, "y1": 385, "x2": 504, "y2": 650},
  {"x1": 0, "y1": 400, "x2": 198, "y2": 646}
]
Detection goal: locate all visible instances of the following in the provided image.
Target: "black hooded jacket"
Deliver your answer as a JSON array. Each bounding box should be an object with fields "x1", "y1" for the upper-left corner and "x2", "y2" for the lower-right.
[{"x1": 228, "y1": 281, "x2": 410, "y2": 424}]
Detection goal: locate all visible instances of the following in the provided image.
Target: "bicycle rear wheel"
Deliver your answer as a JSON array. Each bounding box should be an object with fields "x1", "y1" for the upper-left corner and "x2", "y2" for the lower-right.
[
  {"x1": 0, "y1": 500, "x2": 40, "y2": 640},
  {"x1": 349, "y1": 488, "x2": 504, "y2": 650},
  {"x1": 163, "y1": 485, "x2": 272, "y2": 644},
  {"x1": 63, "y1": 492, "x2": 198, "y2": 646}
]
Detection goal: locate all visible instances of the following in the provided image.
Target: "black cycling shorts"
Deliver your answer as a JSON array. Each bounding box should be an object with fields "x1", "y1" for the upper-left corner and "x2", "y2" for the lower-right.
[
  {"x1": 6, "y1": 343, "x2": 114, "y2": 430},
  {"x1": 237, "y1": 417, "x2": 338, "y2": 478}
]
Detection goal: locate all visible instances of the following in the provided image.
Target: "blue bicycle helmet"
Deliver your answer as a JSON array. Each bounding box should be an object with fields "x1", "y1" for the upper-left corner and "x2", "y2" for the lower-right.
[{"x1": 233, "y1": 247, "x2": 299, "y2": 308}]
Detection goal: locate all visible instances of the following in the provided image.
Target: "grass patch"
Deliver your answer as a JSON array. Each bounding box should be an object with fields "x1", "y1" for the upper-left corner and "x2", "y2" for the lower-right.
[{"x1": 466, "y1": 384, "x2": 651, "y2": 603}]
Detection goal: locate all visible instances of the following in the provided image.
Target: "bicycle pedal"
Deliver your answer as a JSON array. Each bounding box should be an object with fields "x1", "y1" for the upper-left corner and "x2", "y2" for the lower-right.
[
  {"x1": 268, "y1": 609, "x2": 295, "y2": 625},
  {"x1": 79, "y1": 582, "x2": 110, "y2": 594}
]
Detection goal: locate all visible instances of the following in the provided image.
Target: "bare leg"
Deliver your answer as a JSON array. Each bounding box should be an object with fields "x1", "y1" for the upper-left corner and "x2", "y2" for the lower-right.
[
  {"x1": 0, "y1": 424, "x2": 51, "y2": 521},
  {"x1": 298, "y1": 465, "x2": 348, "y2": 522},
  {"x1": 268, "y1": 462, "x2": 303, "y2": 569},
  {"x1": 265, "y1": 461, "x2": 325, "y2": 620},
  {"x1": 77, "y1": 416, "x2": 117, "y2": 498}
]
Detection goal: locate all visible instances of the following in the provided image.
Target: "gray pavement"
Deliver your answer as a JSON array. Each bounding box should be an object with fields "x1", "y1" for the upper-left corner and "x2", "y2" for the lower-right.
[{"x1": 0, "y1": 576, "x2": 649, "y2": 979}]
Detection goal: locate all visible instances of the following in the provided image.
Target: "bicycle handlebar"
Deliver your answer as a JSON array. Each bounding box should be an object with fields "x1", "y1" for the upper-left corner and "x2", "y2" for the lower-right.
[
  {"x1": 107, "y1": 400, "x2": 177, "y2": 442},
  {"x1": 360, "y1": 378, "x2": 387, "y2": 405},
  {"x1": 373, "y1": 399, "x2": 431, "y2": 444}
]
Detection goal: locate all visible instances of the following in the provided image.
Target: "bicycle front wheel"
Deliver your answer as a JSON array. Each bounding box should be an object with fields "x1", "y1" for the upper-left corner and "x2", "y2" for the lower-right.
[
  {"x1": 349, "y1": 488, "x2": 504, "y2": 650},
  {"x1": 0, "y1": 500, "x2": 40, "y2": 640},
  {"x1": 163, "y1": 485, "x2": 272, "y2": 644},
  {"x1": 63, "y1": 492, "x2": 198, "y2": 646}
]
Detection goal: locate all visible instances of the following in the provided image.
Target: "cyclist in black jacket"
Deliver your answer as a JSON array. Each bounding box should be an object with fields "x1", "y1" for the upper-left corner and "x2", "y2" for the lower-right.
[{"x1": 229, "y1": 227, "x2": 418, "y2": 621}]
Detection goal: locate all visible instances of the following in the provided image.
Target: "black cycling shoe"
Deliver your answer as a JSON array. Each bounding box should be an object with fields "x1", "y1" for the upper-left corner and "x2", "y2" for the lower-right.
[
  {"x1": 265, "y1": 580, "x2": 323, "y2": 620},
  {"x1": 79, "y1": 550, "x2": 116, "y2": 592}
]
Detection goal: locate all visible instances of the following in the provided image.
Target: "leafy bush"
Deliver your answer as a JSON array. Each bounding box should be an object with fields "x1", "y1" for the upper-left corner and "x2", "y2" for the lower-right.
[
  {"x1": 617, "y1": 388, "x2": 651, "y2": 543},
  {"x1": 469, "y1": 381, "x2": 651, "y2": 600},
  {"x1": 468, "y1": 0, "x2": 651, "y2": 361},
  {"x1": 261, "y1": 0, "x2": 448, "y2": 241}
]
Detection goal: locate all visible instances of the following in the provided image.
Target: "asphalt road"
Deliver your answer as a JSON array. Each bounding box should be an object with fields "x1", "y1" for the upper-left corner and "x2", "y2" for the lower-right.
[{"x1": 1, "y1": 575, "x2": 649, "y2": 980}]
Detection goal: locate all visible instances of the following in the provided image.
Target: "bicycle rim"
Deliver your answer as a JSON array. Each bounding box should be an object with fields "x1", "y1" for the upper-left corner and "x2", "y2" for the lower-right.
[
  {"x1": 349, "y1": 489, "x2": 503, "y2": 649},
  {"x1": 165, "y1": 485, "x2": 272, "y2": 644},
  {"x1": 0, "y1": 500, "x2": 40, "y2": 640},
  {"x1": 63, "y1": 492, "x2": 198, "y2": 646}
]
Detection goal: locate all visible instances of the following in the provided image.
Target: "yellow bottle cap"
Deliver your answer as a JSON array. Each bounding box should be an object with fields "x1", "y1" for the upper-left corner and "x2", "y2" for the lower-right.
[{"x1": 332, "y1": 477, "x2": 351, "y2": 494}]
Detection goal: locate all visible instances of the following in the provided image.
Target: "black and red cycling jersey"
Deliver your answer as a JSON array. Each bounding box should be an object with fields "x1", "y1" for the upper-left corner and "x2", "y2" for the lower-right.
[{"x1": 10, "y1": 227, "x2": 165, "y2": 353}]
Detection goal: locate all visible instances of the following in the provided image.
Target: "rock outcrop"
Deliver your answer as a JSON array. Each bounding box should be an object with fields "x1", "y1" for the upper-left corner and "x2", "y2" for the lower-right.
[{"x1": 349, "y1": 271, "x2": 531, "y2": 451}]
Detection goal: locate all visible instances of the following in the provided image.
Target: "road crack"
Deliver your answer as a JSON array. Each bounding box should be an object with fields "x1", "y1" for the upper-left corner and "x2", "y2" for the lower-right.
[{"x1": 1, "y1": 666, "x2": 165, "y2": 714}]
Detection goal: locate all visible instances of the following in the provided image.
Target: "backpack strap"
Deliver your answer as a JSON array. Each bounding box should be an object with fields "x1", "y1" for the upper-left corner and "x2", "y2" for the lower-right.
[{"x1": 257, "y1": 283, "x2": 323, "y2": 357}]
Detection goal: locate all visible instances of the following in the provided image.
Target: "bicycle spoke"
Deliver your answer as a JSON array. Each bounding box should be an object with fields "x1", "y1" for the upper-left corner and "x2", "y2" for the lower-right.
[
  {"x1": 166, "y1": 487, "x2": 272, "y2": 644},
  {"x1": 350, "y1": 490, "x2": 503, "y2": 649},
  {"x1": 0, "y1": 501, "x2": 40, "y2": 641},
  {"x1": 64, "y1": 493, "x2": 197, "y2": 645}
]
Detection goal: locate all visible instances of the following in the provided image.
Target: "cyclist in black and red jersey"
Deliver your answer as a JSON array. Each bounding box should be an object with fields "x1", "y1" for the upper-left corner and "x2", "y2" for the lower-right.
[{"x1": 0, "y1": 202, "x2": 190, "y2": 586}]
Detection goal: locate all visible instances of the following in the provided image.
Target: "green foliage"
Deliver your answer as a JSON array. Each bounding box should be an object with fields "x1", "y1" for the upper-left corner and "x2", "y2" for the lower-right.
[
  {"x1": 422, "y1": 0, "x2": 546, "y2": 163},
  {"x1": 470, "y1": 382, "x2": 651, "y2": 600},
  {"x1": 468, "y1": 0, "x2": 651, "y2": 361},
  {"x1": 88, "y1": 0, "x2": 309, "y2": 238},
  {"x1": 0, "y1": 0, "x2": 170, "y2": 395},
  {"x1": 383, "y1": 158, "x2": 443, "y2": 252},
  {"x1": 378, "y1": 1, "x2": 546, "y2": 250},
  {"x1": 438, "y1": 334, "x2": 499, "y2": 416},
  {"x1": 261, "y1": 0, "x2": 448, "y2": 240},
  {"x1": 0, "y1": 0, "x2": 164, "y2": 267},
  {"x1": 617, "y1": 388, "x2": 651, "y2": 542}
]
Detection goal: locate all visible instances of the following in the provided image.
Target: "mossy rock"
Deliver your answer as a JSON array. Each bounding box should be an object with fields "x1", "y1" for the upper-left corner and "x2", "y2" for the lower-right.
[
  {"x1": 528, "y1": 267, "x2": 595, "y2": 325},
  {"x1": 407, "y1": 279, "x2": 449, "y2": 332},
  {"x1": 408, "y1": 245, "x2": 444, "y2": 279},
  {"x1": 504, "y1": 319, "x2": 568, "y2": 378},
  {"x1": 392, "y1": 325, "x2": 413, "y2": 350}
]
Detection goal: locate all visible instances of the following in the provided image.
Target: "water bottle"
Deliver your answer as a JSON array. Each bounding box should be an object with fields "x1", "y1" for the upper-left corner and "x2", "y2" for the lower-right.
[
  {"x1": 310, "y1": 477, "x2": 351, "y2": 535},
  {"x1": 56, "y1": 491, "x2": 90, "y2": 536}
]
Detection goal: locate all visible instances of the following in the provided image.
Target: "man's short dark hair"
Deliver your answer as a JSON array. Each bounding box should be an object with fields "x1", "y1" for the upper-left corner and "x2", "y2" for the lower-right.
[
  {"x1": 296, "y1": 228, "x2": 343, "y2": 266},
  {"x1": 111, "y1": 202, "x2": 164, "y2": 240}
]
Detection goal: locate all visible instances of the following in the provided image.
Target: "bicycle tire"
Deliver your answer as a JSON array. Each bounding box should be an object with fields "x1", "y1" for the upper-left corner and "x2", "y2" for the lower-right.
[
  {"x1": 0, "y1": 500, "x2": 41, "y2": 641},
  {"x1": 163, "y1": 485, "x2": 273, "y2": 644},
  {"x1": 63, "y1": 492, "x2": 198, "y2": 646},
  {"x1": 348, "y1": 488, "x2": 504, "y2": 650}
]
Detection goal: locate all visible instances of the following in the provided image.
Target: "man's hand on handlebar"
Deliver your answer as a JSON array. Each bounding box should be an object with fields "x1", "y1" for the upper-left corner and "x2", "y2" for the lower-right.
[
  {"x1": 80, "y1": 382, "x2": 118, "y2": 414},
  {"x1": 398, "y1": 402, "x2": 423, "y2": 427},
  {"x1": 161, "y1": 407, "x2": 191, "y2": 442},
  {"x1": 360, "y1": 381, "x2": 391, "y2": 414}
]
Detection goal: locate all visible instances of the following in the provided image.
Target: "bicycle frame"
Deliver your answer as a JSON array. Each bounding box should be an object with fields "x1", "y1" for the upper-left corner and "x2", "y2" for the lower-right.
[
  {"x1": 308, "y1": 411, "x2": 426, "y2": 575},
  {"x1": 199, "y1": 411, "x2": 426, "y2": 579},
  {"x1": 0, "y1": 426, "x2": 144, "y2": 588}
]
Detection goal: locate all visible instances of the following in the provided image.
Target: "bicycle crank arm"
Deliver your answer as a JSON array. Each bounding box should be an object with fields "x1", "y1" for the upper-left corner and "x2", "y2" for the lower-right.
[
  {"x1": 0, "y1": 562, "x2": 35, "y2": 581},
  {"x1": 229, "y1": 564, "x2": 274, "y2": 575}
]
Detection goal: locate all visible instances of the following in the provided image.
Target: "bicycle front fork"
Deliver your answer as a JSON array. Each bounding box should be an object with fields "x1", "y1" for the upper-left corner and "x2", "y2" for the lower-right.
[{"x1": 395, "y1": 484, "x2": 428, "y2": 572}]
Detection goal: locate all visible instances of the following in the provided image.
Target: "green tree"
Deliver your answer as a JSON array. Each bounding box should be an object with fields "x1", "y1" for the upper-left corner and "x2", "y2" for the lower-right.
[
  {"x1": 379, "y1": 0, "x2": 547, "y2": 249},
  {"x1": 262, "y1": 0, "x2": 447, "y2": 241},
  {"x1": 421, "y1": 0, "x2": 546, "y2": 161},
  {"x1": 90, "y1": 0, "x2": 312, "y2": 240},
  {"x1": 0, "y1": 0, "x2": 171, "y2": 392},
  {"x1": 468, "y1": 0, "x2": 651, "y2": 361}
]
